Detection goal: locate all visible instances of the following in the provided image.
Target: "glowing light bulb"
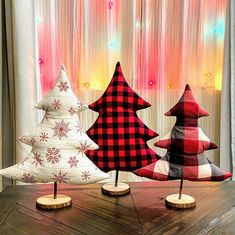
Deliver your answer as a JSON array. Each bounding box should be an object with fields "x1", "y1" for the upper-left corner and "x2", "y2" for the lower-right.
[
  {"x1": 149, "y1": 80, "x2": 153, "y2": 86},
  {"x1": 203, "y1": 19, "x2": 225, "y2": 41},
  {"x1": 108, "y1": 1, "x2": 113, "y2": 9},
  {"x1": 109, "y1": 40, "x2": 118, "y2": 49},
  {"x1": 214, "y1": 20, "x2": 225, "y2": 39},
  {"x1": 35, "y1": 16, "x2": 41, "y2": 24},
  {"x1": 135, "y1": 22, "x2": 141, "y2": 28},
  {"x1": 207, "y1": 73, "x2": 212, "y2": 77},
  {"x1": 83, "y1": 82, "x2": 90, "y2": 88},
  {"x1": 38, "y1": 58, "x2": 43, "y2": 64},
  {"x1": 167, "y1": 84, "x2": 172, "y2": 89}
]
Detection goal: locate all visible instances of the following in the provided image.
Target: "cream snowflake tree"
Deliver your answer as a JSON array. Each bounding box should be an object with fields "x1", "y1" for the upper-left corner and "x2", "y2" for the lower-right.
[{"x1": 0, "y1": 65, "x2": 109, "y2": 209}]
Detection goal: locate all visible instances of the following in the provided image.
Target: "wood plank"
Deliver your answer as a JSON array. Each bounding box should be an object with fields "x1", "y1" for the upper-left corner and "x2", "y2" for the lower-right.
[
  {"x1": 0, "y1": 204, "x2": 82, "y2": 235},
  {"x1": 132, "y1": 181, "x2": 235, "y2": 235},
  {"x1": 0, "y1": 181, "x2": 235, "y2": 235},
  {"x1": 17, "y1": 187, "x2": 143, "y2": 235},
  {"x1": 179, "y1": 182, "x2": 235, "y2": 235},
  {"x1": 70, "y1": 191, "x2": 141, "y2": 231},
  {"x1": 0, "y1": 186, "x2": 23, "y2": 224},
  {"x1": 198, "y1": 207, "x2": 235, "y2": 235},
  {"x1": 35, "y1": 183, "x2": 135, "y2": 209},
  {"x1": 35, "y1": 183, "x2": 141, "y2": 228}
]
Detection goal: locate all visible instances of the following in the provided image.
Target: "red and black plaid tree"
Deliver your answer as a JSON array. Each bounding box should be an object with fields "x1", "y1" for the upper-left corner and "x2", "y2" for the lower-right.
[
  {"x1": 134, "y1": 84, "x2": 232, "y2": 208},
  {"x1": 86, "y1": 62, "x2": 160, "y2": 195}
]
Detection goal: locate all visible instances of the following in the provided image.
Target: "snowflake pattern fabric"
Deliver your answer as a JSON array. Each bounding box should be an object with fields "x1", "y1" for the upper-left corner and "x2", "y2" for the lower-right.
[
  {"x1": 85, "y1": 62, "x2": 160, "y2": 172},
  {"x1": 0, "y1": 65, "x2": 109, "y2": 184},
  {"x1": 52, "y1": 120, "x2": 71, "y2": 140},
  {"x1": 46, "y1": 147, "x2": 61, "y2": 164},
  {"x1": 134, "y1": 84, "x2": 232, "y2": 181}
]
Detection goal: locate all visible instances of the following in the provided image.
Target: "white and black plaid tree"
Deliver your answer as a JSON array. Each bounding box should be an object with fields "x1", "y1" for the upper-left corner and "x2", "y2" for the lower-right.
[{"x1": 134, "y1": 84, "x2": 232, "y2": 208}]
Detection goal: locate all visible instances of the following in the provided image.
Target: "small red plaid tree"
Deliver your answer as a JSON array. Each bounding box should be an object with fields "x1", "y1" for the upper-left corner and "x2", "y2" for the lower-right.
[
  {"x1": 86, "y1": 62, "x2": 160, "y2": 173},
  {"x1": 134, "y1": 84, "x2": 232, "y2": 181}
]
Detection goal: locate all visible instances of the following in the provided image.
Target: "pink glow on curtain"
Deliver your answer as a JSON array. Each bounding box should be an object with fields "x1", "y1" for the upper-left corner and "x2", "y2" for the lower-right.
[{"x1": 35, "y1": 0, "x2": 227, "y2": 171}]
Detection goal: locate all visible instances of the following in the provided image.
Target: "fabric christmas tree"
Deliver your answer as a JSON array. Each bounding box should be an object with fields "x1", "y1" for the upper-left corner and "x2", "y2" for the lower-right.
[
  {"x1": 134, "y1": 84, "x2": 232, "y2": 181},
  {"x1": 85, "y1": 62, "x2": 160, "y2": 172},
  {"x1": 0, "y1": 65, "x2": 109, "y2": 184}
]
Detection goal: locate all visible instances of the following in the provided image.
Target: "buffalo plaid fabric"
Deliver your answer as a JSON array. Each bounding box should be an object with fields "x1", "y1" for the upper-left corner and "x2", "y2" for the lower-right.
[
  {"x1": 155, "y1": 126, "x2": 218, "y2": 154},
  {"x1": 134, "y1": 84, "x2": 232, "y2": 181},
  {"x1": 134, "y1": 152, "x2": 232, "y2": 181},
  {"x1": 165, "y1": 84, "x2": 209, "y2": 119},
  {"x1": 85, "y1": 62, "x2": 160, "y2": 172}
]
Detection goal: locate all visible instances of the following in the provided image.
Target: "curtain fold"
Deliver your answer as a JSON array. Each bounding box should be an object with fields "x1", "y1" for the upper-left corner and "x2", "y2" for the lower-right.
[
  {"x1": 0, "y1": 0, "x2": 40, "y2": 190},
  {"x1": 220, "y1": 0, "x2": 235, "y2": 179},
  {"x1": 1, "y1": 0, "x2": 15, "y2": 190},
  {"x1": 0, "y1": 0, "x2": 2, "y2": 191}
]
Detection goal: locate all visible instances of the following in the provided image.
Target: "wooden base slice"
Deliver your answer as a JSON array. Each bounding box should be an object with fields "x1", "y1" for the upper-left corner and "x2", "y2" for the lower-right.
[
  {"x1": 165, "y1": 194, "x2": 196, "y2": 209},
  {"x1": 36, "y1": 194, "x2": 72, "y2": 210},
  {"x1": 102, "y1": 182, "x2": 130, "y2": 196}
]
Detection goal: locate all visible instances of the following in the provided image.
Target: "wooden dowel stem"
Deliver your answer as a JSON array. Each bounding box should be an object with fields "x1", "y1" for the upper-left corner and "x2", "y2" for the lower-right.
[
  {"x1": 115, "y1": 170, "x2": 119, "y2": 187},
  {"x1": 179, "y1": 178, "x2": 183, "y2": 199},
  {"x1": 54, "y1": 182, "x2": 57, "y2": 199}
]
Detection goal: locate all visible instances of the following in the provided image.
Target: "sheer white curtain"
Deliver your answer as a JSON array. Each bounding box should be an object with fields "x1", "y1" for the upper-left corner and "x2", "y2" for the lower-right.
[
  {"x1": 34, "y1": 0, "x2": 227, "y2": 181},
  {"x1": 12, "y1": 0, "x2": 41, "y2": 164},
  {"x1": 0, "y1": 0, "x2": 40, "y2": 190},
  {"x1": 220, "y1": 0, "x2": 235, "y2": 178},
  {"x1": 0, "y1": 1, "x2": 3, "y2": 191}
]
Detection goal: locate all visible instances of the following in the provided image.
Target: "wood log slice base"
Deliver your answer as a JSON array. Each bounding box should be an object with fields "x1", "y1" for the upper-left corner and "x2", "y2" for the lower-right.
[
  {"x1": 102, "y1": 182, "x2": 130, "y2": 196},
  {"x1": 36, "y1": 194, "x2": 72, "y2": 210},
  {"x1": 165, "y1": 194, "x2": 196, "y2": 209}
]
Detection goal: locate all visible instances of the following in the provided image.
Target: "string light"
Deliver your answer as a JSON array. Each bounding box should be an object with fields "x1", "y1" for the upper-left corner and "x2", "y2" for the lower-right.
[
  {"x1": 109, "y1": 40, "x2": 118, "y2": 49},
  {"x1": 148, "y1": 80, "x2": 154, "y2": 86},
  {"x1": 135, "y1": 22, "x2": 141, "y2": 28},
  {"x1": 214, "y1": 20, "x2": 225, "y2": 39},
  {"x1": 83, "y1": 82, "x2": 90, "y2": 88},
  {"x1": 108, "y1": 1, "x2": 113, "y2": 9},
  {"x1": 35, "y1": 16, "x2": 41, "y2": 24},
  {"x1": 203, "y1": 19, "x2": 225, "y2": 41},
  {"x1": 38, "y1": 58, "x2": 43, "y2": 64},
  {"x1": 204, "y1": 73, "x2": 212, "y2": 78},
  {"x1": 167, "y1": 84, "x2": 172, "y2": 89}
]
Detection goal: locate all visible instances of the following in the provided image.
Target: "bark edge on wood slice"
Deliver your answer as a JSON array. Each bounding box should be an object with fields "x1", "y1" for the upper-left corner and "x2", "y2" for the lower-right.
[
  {"x1": 102, "y1": 182, "x2": 130, "y2": 196},
  {"x1": 165, "y1": 194, "x2": 196, "y2": 209},
  {"x1": 36, "y1": 194, "x2": 72, "y2": 209}
]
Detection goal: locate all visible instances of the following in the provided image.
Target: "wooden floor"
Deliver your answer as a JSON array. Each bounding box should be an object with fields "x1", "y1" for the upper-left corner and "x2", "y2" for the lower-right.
[{"x1": 0, "y1": 181, "x2": 235, "y2": 235}]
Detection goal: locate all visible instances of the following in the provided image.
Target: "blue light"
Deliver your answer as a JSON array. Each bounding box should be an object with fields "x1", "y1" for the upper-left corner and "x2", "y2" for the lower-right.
[
  {"x1": 35, "y1": 16, "x2": 41, "y2": 24},
  {"x1": 203, "y1": 19, "x2": 225, "y2": 41},
  {"x1": 109, "y1": 40, "x2": 118, "y2": 49},
  {"x1": 214, "y1": 20, "x2": 225, "y2": 39}
]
